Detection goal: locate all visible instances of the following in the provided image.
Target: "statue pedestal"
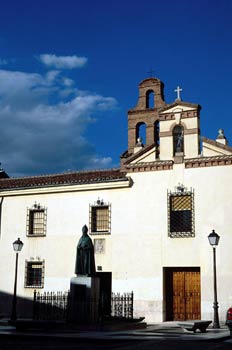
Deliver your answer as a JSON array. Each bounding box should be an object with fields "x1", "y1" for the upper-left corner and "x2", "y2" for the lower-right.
[
  {"x1": 174, "y1": 152, "x2": 184, "y2": 164},
  {"x1": 69, "y1": 276, "x2": 100, "y2": 323}
]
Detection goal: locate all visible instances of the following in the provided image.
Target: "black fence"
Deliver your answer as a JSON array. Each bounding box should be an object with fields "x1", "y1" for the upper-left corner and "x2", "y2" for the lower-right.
[
  {"x1": 33, "y1": 290, "x2": 70, "y2": 321},
  {"x1": 111, "y1": 292, "x2": 133, "y2": 319},
  {"x1": 33, "y1": 290, "x2": 133, "y2": 322}
]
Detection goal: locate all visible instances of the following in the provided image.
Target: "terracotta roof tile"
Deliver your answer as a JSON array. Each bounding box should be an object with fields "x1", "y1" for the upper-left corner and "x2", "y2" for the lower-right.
[
  {"x1": 0, "y1": 168, "x2": 127, "y2": 190},
  {"x1": 202, "y1": 136, "x2": 232, "y2": 153},
  {"x1": 122, "y1": 143, "x2": 157, "y2": 164}
]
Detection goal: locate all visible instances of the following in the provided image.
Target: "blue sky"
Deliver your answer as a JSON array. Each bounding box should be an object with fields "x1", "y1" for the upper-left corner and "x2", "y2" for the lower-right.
[{"x1": 0, "y1": 0, "x2": 231, "y2": 176}]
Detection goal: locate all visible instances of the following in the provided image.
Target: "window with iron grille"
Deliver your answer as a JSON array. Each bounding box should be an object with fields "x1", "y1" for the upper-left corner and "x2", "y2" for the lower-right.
[
  {"x1": 25, "y1": 260, "x2": 45, "y2": 288},
  {"x1": 26, "y1": 203, "x2": 47, "y2": 236},
  {"x1": 89, "y1": 200, "x2": 111, "y2": 234},
  {"x1": 168, "y1": 186, "x2": 195, "y2": 238}
]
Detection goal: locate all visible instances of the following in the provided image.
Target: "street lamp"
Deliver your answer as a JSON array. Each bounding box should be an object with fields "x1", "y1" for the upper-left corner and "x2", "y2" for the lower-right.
[
  {"x1": 208, "y1": 229, "x2": 220, "y2": 328},
  {"x1": 11, "y1": 238, "x2": 24, "y2": 321}
]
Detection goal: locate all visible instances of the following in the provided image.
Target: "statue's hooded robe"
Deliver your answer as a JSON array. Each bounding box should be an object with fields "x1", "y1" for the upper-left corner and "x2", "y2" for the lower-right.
[{"x1": 75, "y1": 226, "x2": 95, "y2": 276}]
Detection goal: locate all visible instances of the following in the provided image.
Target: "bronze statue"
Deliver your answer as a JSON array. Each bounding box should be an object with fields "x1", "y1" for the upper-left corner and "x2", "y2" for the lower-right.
[
  {"x1": 176, "y1": 130, "x2": 183, "y2": 153},
  {"x1": 75, "y1": 225, "x2": 95, "y2": 276}
]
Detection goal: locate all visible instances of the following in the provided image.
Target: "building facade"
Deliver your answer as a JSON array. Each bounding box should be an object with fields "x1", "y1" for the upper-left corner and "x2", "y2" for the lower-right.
[{"x1": 0, "y1": 77, "x2": 232, "y2": 323}]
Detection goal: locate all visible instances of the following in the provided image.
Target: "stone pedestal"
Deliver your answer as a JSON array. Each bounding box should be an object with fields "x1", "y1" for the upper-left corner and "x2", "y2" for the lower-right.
[
  {"x1": 69, "y1": 276, "x2": 100, "y2": 323},
  {"x1": 174, "y1": 152, "x2": 184, "y2": 164}
]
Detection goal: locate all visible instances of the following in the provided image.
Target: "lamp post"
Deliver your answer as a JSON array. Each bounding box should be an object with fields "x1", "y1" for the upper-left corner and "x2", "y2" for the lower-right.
[
  {"x1": 11, "y1": 238, "x2": 24, "y2": 321},
  {"x1": 208, "y1": 229, "x2": 220, "y2": 329}
]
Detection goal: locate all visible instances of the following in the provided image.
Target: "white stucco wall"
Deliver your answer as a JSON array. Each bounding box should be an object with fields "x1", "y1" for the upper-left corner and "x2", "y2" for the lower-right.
[
  {"x1": 111, "y1": 163, "x2": 232, "y2": 322},
  {"x1": 0, "y1": 162, "x2": 232, "y2": 323}
]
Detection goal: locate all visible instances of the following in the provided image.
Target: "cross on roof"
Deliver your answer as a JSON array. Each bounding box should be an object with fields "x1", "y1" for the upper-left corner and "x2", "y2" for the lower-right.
[
  {"x1": 147, "y1": 68, "x2": 155, "y2": 77},
  {"x1": 174, "y1": 86, "x2": 182, "y2": 101}
]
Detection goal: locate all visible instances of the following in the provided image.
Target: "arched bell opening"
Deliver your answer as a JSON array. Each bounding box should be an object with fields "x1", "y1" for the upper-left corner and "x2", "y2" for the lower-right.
[
  {"x1": 146, "y1": 90, "x2": 155, "y2": 109},
  {"x1": 136, "y1": 122, "x2": 147, "y2": 146}
]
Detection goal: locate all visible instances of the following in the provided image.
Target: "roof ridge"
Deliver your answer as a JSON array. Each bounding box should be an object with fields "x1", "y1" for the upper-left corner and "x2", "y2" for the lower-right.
[
  {"x1": 0, "y1": 168, "x2": 127, "y2": 190},
  {"x1": 185, "y1": 154, "x2": 232, "y2": 162},
  {"x1": 5, "y1": 167, "x2": 121, "y2": 181},
  {"x1": 123, "y1": 143, "x2": 157, "y2": 165},
  {"x1": 202, "y1": 136, "x2": 232, "y2": 153}
]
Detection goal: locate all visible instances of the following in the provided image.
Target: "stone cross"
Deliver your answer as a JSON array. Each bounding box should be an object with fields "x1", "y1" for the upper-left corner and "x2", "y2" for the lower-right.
[{"x1": 175, "y1": 86, "x2": 182, "y2": 101}]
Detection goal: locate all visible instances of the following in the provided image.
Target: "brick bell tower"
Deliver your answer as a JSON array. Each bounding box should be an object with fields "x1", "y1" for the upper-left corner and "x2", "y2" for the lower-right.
[
  {"x1": 122, "y1": 77, "x2": 166, "y2": 159},
  {"x1": 121, "y1": 76, "x2": 201, "y2": 167}
]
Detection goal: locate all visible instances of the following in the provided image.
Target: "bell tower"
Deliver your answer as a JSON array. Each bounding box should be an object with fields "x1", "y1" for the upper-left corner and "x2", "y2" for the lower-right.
[
  {"x1": 121, "y1": 76, "x2": 202, "y2": 170},
  {"x1": 127, "y1": 77, "x2": 166, "y2": 154}
]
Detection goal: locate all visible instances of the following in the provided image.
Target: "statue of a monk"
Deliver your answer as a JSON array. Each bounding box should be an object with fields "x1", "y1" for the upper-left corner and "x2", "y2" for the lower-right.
[{"x1": 75, "y1": 225, "x2": 95, "y2": 276}]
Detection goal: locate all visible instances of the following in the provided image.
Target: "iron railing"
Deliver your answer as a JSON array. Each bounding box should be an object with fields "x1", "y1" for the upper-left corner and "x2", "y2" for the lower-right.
[
  {"x1": 111, "y1": 292, "x2": 133, "y2": 319},
  {"x1": 33, "y1": 290, "x2": 134, "y2": 321},
  {"x1": 33, "y1": 290, "x2": 70, "y2": 320}
]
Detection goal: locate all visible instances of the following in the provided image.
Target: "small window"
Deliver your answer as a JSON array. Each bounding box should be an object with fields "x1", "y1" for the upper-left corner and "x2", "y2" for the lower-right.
[
  {"x1": 89, "y1": 200, "x2": 111, "y2": 234},
  {"x1": 25, "y1": 260, "x2": 45, "y2": 288},
  {"x1": 168, "y1": 185, "x2": 195, "y2": 238},
  {"x1": 27, "y1": 203, "x2": 47, "y2": 237}
]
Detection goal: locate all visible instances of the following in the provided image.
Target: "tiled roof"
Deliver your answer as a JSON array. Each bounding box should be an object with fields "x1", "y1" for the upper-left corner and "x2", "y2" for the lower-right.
[
  {"x1": 0, "y1": 168, "x2": 128, "y2": 190},
  {"x1": 122, "y1": 143, "x2": 157, "y2": 164},
  {"x1": 202, "y1": 136, "x2": 232, "y2": 153}
]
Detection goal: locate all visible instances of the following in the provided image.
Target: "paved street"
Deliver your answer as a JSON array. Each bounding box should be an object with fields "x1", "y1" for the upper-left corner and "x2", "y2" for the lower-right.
[
  {"x1": 0, "y1": 338, "x2": 232, "y2": 350},
  {"x1": 0, "y1": 319, "x2": 231, "y2": 350}
]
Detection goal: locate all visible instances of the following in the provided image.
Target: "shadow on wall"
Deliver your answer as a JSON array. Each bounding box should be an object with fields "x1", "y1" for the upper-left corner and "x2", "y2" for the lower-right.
[{"x1": 0, "y1": 290, "x2": 34, "y2": 319}]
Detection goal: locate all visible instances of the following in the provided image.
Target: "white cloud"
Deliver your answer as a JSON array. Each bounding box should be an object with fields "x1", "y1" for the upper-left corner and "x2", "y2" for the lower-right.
[
  {"x1": 0, "y1": 67, "x2": 117, "y2": 176},
  {"x1": 46, "y1": 70, "x2": 60, "y2": 82},
  {"x1": 39, "y1": 54, "x2": 88, "y2": 69},
  {"x1": 63, "y1": 77, "x2": 74, "y2": 86},
  {"x1": 88, "y1": 156, "x2": 112, "y2": 168}
]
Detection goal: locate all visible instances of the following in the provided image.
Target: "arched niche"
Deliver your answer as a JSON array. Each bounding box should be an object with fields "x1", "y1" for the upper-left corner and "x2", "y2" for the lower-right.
[{"x1": 173, "y1": 125, "x2": 184, "y2": 155}]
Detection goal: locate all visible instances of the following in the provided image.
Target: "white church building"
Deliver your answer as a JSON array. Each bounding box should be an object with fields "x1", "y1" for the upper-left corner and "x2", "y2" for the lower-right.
[{"x1": 0, "y1": 76, "x2": 232, "y2": 323}]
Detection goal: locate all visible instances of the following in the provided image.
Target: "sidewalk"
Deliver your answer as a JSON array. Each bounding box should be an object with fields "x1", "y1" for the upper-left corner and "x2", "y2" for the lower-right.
[{"x1": 0, "y1": 319, "x2": 231, "y2": 342}]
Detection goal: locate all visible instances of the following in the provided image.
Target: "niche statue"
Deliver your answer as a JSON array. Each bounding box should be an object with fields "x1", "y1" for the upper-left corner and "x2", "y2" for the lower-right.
[{"x1": 75, "y1": 225, "x2": 95, "y2": 276}]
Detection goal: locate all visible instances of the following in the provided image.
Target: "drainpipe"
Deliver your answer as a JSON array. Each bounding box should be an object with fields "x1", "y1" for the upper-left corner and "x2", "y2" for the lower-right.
[{"x1": 0, "y1": 197, "x2": 4, "y2": 237}]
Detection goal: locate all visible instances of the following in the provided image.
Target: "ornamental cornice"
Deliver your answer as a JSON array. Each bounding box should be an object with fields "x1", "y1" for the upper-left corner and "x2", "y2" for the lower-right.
[
  {"x1": 125, "y1": 160, "x2": 173, "y2": 173},
  {"x1": 159, "y1": 110, "x2": 199, "y2": 121},
  {"x1": 185, "y1": 155, "x2": 232, "y2": 168}
]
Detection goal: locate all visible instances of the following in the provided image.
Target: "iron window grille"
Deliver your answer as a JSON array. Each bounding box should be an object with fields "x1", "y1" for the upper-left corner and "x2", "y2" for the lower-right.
[
  {"x1": 168, "y1": 185, "x2": 195, "y2": 238},
  {"x1": 25, "y1": 260, "x2": 45, "y2": 288},
  {"x1": 26, "y1": 203, "x2": 47, "y2": 237},
  {"x1": 89, "y1": 199, "x2": 111, "y2": 235}
]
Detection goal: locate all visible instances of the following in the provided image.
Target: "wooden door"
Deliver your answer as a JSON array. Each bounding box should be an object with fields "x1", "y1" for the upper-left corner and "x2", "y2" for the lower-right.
[{"x1": 173, "y1": 270, "x2": 200, "y2": 320}]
